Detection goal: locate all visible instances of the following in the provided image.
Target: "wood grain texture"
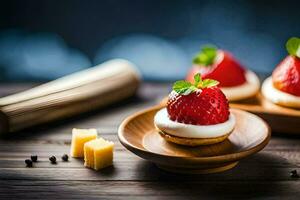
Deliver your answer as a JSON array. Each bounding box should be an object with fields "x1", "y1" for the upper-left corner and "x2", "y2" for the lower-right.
[
  {"x1": 0, "y1": 83, "x2": 299, "y2": 199},
  {"x1": 1, "y1": 180, "x2": 300, "y2": 199}
]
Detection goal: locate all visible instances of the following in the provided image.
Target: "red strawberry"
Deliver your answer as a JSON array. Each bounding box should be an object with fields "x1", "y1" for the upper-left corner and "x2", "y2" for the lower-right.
[
  {"x1": 272, "y1": 37, "x2": 300, "y2": 97},
  {"x1": 186, "y1": 46, "x2": 246, "y2": 87},
  {"x1": 272, "y1": 55, "x2": 300, "y2": 96},
  {"x1": 167, "y1": 73, "x2": 230, "y2": 125}
]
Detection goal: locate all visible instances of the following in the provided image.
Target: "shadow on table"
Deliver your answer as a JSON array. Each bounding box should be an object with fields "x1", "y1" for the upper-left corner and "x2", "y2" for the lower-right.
[
  {"x1": 133, "y1": 152, "x2": 299, "y2": 199},
  {"x1": 272, "y1": 132, "x2": 300, "y2": 139}
]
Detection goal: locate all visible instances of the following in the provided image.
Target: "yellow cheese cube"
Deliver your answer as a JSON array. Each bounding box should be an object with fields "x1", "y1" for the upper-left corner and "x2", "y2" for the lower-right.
[
  {"x1": 70, "y1": 128, "x2": 97, "y2": 157},
  {"x1": 84, "y1": 138, "x2": 103, "y2": 169},
  {"x1": 84, "y1": 138, "x2": 114, "y2": 170},
  {"x1": 94, "y1": 140, "x2": 114, "y2": 170}
]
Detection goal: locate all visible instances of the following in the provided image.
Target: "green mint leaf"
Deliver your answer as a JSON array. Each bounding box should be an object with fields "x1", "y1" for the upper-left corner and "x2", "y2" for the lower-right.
[
  {"x1": 173, "y1": 80, "x2": 196, "y2": 95},
  {"x1": 193, "y1": 73, "x2": 202, "y2": 87},
  {"x1": 182, "y1": 85, "x2": 197, "y2": 95},
  {"x1": 172, "y1": 73, "x2": 219, "y2": 95},
  {"x1": 202, "y1": 79, "x2": 219, "y2": 88},
  {"x1": 286, "y1": 37, "x2": 300, "y2": 58},
  {"x1": 173, "y1": 80, "x2": 192, "y2": 90},
  {"x1": 193, "y1": 45, "x2": 217, "y2": 66}
]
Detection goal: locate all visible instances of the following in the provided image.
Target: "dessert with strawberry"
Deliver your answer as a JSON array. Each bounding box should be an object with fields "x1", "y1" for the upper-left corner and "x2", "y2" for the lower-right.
[
  {"x1": 154, "y1": 73, "x2": 236, "y2": 146},
  {"x1": 186, "y1": 46, "x2": 260, "y2": 101},
  {"x1": 262, "y1": 37, "x2": 300, "y2": 108}
]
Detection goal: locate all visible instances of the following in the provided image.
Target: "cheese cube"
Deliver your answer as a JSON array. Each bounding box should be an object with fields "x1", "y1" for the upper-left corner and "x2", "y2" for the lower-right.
[
  {"x1": 84, "y1": 138, "x2": 114, "y2": 170},
  {"x1": 93, "y1": 140, "x2": 114, "y2": 170},
  {"x1": 70, "y1": 128, "x2": 97, "y2": 157}
]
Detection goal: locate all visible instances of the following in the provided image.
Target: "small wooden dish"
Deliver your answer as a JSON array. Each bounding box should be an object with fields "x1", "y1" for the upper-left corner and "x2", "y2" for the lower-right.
[
  {"x1": 161, "y1": 92, "x2": 300, "y2": 134},
  {"x1": 118, "y1": 105, "x2": 270, "y2": 174}
]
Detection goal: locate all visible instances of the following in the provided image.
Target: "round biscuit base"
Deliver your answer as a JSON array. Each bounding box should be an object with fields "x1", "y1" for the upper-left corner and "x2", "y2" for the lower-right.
[{"x1": 158, "y1": 130, "x2": 232, "y2": 146}]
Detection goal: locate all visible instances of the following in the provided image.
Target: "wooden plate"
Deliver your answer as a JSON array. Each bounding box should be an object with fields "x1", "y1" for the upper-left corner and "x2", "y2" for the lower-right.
[
  {"x1": 160, "y1": 92, "x2": 300, "y2": 134},
  {"x1": 118, "y1": 105, "x2": 271, "y2": 174}
]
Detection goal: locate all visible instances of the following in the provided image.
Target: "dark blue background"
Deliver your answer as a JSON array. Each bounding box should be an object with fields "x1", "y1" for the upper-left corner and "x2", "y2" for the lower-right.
[{"x1": 0, "y1": 0, "x2": 299, "y2": 81}]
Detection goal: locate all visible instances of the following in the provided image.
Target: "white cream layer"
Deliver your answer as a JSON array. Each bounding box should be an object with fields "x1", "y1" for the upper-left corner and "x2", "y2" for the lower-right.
[
  {"x1": 262, "y1": 77, "x2": 300, "y2": 108},
  {"x1": 154, "y1": 108, "x2": 235, "y2": 138},
  {"x1": 221, "y1": 70, "x2": 260, "y2": 101}
]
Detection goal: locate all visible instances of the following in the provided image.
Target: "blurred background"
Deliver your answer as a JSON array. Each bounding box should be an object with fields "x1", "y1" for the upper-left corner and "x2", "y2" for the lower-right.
[{"x1": 0, "y1": 0, "x2": 299, "y2": 82}]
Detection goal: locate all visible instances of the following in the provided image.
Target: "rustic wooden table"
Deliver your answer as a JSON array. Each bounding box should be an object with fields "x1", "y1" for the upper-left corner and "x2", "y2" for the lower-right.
[{"x1": 0, "y1": 83, "x2": 299, "y2": 199}]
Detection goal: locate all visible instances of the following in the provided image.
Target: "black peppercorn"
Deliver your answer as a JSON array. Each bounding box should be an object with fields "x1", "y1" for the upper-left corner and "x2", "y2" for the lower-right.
[
  {"x1": 25, "y1": 159, "x2": 33, "y2": 167},
  {"x1": 290, "y1": 170, "x2": 300, "y2": 178},
  {"x1": 31, "y1": 155, "x2": 38, "y2": 162},
  {"x1": 62, "y1": 154, "x2": 69, "y2": 162},
  {"x1": 49, "y1": 156, "x2": 57, "y2": 164}
]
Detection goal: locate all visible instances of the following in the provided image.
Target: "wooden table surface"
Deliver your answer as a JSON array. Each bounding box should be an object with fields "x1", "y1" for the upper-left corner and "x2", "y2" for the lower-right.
[{"x1": 0, "y1": 83, "x2": 299, "y2": 199}]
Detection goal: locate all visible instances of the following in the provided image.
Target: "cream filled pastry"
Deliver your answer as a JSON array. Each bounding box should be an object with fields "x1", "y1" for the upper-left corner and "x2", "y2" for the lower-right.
[
  {"x1": 155, "y1": 108, "x2": 235, "y2": 138},
  {"x1": 186, "y1": 45, "x2": 260, "y2": 101},
  {"x1": 154, "y1": 73, "x2": 235, "y2": 146},
  {"x1": 262, "y1": 37, "x2": 300, "y2": 109}
]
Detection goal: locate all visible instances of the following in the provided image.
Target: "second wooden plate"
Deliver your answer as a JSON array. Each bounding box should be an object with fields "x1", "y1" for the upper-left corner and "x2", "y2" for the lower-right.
[
  {"x1": 230, "y1": 93, "x2": 300, "y2": 134},
  {"x1": 118, "y1": 105, "x2": 270, "y2": 174}
]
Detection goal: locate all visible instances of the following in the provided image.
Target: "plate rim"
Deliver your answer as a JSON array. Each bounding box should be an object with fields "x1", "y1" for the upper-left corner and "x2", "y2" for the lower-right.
[{"x1": 118, "y1": 105, "x2": 271, "y2": 163}]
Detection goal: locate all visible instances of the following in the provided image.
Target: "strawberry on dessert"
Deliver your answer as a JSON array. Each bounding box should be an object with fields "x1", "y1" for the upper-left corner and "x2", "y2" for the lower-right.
[
  {"x1": 154, "y1": 73, "x2": 236, "y2": 146},
  {"x1": 262, "y1": 37, "x2": 300, "y2": 108},
  {"x1": 186, "y1": 45, "x2": 260, "y2": 101}
]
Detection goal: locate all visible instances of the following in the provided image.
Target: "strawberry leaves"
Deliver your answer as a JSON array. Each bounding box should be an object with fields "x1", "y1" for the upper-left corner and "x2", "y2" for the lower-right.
[
  {"x1": 286, "y1": 37, "x2": 300, "y2": 58},
  {"x1": 193, "y1": 45, "x2": 217, "y2": 66},
  {"x1": 173, "y1": 73, "x2": 219, "y2": 95},
  {"x1": 173, "y1": 80, "x2": 197, "y2": 95},
  {"x1": 193, "y1": 73, "x2": 202, "y2": 87}
]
